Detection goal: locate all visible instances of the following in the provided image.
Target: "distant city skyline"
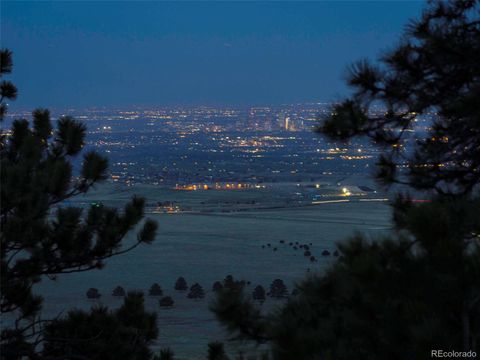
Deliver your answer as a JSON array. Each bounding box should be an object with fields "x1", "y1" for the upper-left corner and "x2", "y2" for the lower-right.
[{"x1": 2, "y1": 1, "x2": 424, "y2": 109}]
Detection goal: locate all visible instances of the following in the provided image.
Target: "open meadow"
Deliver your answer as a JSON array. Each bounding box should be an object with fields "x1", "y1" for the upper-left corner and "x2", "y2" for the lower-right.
[{"x1": 34, "y1": 181, "x2": 392, "y2": 358}]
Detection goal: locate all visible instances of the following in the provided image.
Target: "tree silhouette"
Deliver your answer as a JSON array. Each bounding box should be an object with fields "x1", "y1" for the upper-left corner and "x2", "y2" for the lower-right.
[
  {"x1": 174, "y1": 276, "x2": 188, "y2": 291},
  {"x1": 252, "y1": 285, "x2": 266, "y2": 302},
  {"x1": 154, "y1": 348, "x2": 175, "y2": 360},
  {"x1": 187, "y1": 283, "x2": 205, "y2": 299},
  {"x1": 211, "y1": 278, "x2": 268, "y2": 344},
  {"x1": 267, "y1": 279, "x2": 288, "y2": 299},
  {"x1": 319, "y1": 0, "x2": 480, "y2": 195},
  {"x1": 86, "y1": 288, "x2": 101, "y2": 299},
  {"x1": 223, "y1": 275, "x2": 235, "y2": 289},
  {"x1": 112, "y1": 286, "x2": 126, "y2": 297},
  {"x1": 212, "y1": 281, "x2": 224, "y2": 292},
  {"x1": 43, "y1": 292, "x2": 158, "y2": 360},
  {"x1": 0, "y1": 49, "x2": 17, "y2": 121},
  {"x1": 211, "y1": 2, "x2": 480, "y2": 358},
  {"x1": 149, "y1": 283, "x2": 164, "y2": 296},
  {"x1": 159, "y1": 296, "x2": 174, "y2": 307},
  {"x1": 207, "y1": 341, "x2": 229, "y2": 360},
  {"x1": 0, "y1": 49, "x2": 158, "y2": 358},
  {"x1": 223, "y1": 275, "x2": 246, "y2": 291}
]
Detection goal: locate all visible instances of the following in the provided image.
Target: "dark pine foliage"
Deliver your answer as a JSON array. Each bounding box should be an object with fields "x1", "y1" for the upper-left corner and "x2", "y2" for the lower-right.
[
  {"x1": 154, "y1": 348, "x2": 175, "y2": 360},
  {"x1": 112, "y1": 286, "x2": 126, "y2": 297},
  {"x1": 0, "y1": 49, "x2": 17, "y2": 122},
  {"x1": 187, "y1": 283, "x2": 205, "y2": 299},
  {"x1": 212, "y1": 200, "x2": 480, "y2": 359},
  {"x1": 252, "y1": 285, "x2": 266, "y2": 302},
  {"x1": 149, "y1": 283, "x2": 164, "y2": 296},
  {"x1": 174, "y1": 276, "x2": 188, "y2": 291},
  {"x1": 0, "y1": 49, "x2": 158, "y2": 358},
  {"x1": 318, "y1": 0, "x2": 480, "y2": 195},
  {"x1": 86, "y1": 288, "x2": 101, "y2": 299},
  {"x1": 207, "y1": 341, "x2": 229, "y2": 360},
  {"x1": 212, "y1": 281, "x2": 224, "y2": 292},
  {"x1": 267, "y1": 279, "x2": 288, "y2": 299},
  {"x1": 211, "y1": 276, "x2": 268, "y2": 344},
  {"x1": 223, "y1": 275, "x2": 247, "y2": 291},
  {"x1": 223, "y1": 275, "x2": 235, "y2": 289},
  {"x1": 211, "y1": 2, "x2": 480, "y2": 359},
  {"x1": 159, "y1": 296, "x2": 174, "y2": 307},
  {"x1": 43, "y1": 292, "x2": 158, "y2": 360}
]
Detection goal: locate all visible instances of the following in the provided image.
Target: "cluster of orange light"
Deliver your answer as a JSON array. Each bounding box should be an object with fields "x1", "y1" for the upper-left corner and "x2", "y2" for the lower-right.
[
  {"x1": 340, "y1": 155, "x2": 372, "y2": 160},
  {"x1": 175, "y1": 183, "x2": 265, "y2": 191},
  {"x1": 175, "y1": 184, "x2": 210, "y2": 191},
  {"x1": 430, "y1": 136, "x2": 449, "y2": 142}
]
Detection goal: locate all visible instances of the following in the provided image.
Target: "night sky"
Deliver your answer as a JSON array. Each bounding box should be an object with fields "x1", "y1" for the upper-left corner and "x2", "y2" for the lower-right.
[{"x1": 2, "y1": 1, "x2": 425, "y2": 109}]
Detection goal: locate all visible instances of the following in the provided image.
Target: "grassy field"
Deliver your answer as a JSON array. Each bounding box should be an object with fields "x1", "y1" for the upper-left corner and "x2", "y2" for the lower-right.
[{"x1": 37, "y1": 181, "x2": 392, "y2": 358}]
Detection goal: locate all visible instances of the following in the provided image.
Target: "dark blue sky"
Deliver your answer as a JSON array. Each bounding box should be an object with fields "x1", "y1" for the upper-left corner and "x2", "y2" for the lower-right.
[{"x1": 2, "y1": 1, "x2": 425, "y2": 108}]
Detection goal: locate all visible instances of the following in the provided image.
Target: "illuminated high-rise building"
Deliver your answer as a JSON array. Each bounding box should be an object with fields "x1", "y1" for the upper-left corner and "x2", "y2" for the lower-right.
[
  {"x1": 277, "y1": 112, "x2": 286, "y2": 129},
  {"x1": 278, "y1": 112, "x2": 291, "y2": 130}
]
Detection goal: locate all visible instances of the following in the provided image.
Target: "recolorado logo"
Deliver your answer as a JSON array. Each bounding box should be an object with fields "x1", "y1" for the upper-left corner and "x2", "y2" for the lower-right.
[{"x1": 431, "y1": 350, "x2": 477, "y2": 358}]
